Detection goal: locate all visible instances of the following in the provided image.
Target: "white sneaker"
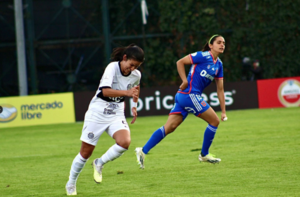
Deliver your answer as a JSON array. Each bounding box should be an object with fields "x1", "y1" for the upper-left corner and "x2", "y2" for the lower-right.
[
  {"x1": 198, "y1": 153, "x2": 221, "y2": 164},
  {"x1": 135, "y1": 147, "x2": 145, "y2": 169},
  {"x1": 66, "y1": 184, "x2": 77, "y2": 195},
  {"x1": 92, "y1": 159, "x2": 103, "y2": 183}
]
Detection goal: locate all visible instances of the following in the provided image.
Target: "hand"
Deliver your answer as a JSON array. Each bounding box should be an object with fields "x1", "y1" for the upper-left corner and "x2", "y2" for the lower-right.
[
  {"x1": 127, "y1": 86, "x2": 139, "y2": 98},
  {"x1": 221, "y1": 113, "x2": 227, "y2": 121},
  {"x1": 131, "y1": 107, "x2": 137, "y2": 124},
  {"x1": 179, "y1": 81, "x2": 188, "y2": 91}
]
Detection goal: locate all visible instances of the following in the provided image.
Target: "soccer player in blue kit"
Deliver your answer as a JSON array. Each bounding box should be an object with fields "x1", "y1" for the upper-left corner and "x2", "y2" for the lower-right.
[{"x1": 135, "y1": 35, "x2": 227, "y2": 168}]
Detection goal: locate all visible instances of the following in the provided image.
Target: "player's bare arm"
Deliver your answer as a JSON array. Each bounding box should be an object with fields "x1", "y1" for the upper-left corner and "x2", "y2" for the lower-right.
[
  {"x1": 102, "y1": 87, "x2": 139, "y2": 98},
  {"x1": 215, "y1": 78, "x2": 227, "y2": 121},
  {"x1": 177, "y1": 55, "x2": 191, "y2": 90},
  {"x1": 131, "y1": 85, "x2": 140, "y2": 124}
]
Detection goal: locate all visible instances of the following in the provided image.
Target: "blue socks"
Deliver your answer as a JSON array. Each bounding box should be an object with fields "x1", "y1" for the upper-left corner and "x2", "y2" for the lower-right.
[
  {"x1": 201, "y1": 124, "x2": 217, "y2": 156},
  {"x1": 143, "y1": 126, "x2": 166, "y2": 154},
  {"x1": 142, "y1": 124, "x2": 217, "y2": 156}
]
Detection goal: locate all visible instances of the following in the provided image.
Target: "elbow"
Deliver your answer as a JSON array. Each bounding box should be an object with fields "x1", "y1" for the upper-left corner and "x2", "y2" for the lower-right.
[
  {"x1": 102, "y1": 89, "x2": 108, "y2": 97},
  {"x1": 176, "y1": 60, "x2": 183, "y2": 69},
  {"x1": 176, "y1": 60, "x2": 180, "y2": 68}
]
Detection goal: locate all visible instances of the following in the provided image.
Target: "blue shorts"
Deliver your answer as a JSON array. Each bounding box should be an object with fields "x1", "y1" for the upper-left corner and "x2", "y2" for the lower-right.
[{"x1": 169, "y1": 93, "x2": 210, "y2": 120}]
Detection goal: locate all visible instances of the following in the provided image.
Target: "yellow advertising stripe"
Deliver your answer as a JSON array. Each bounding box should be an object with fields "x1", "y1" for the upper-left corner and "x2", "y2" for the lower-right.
[{"x1": 0, "y1": 92, "x2": 75, "y2": 128}]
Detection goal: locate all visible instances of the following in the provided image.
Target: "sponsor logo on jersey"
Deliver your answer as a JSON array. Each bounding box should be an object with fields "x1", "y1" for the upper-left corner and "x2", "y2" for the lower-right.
[
  {"x1": 200, "y1": 70, "x2": 214, "y2": 81},
  {"x1": 202, "y1": 51, "x2": 210, "y2": 57},
  {"x1": 278, "y1": 79, "x2": 300, "y2": 107},
  {"x1": 107, "y1": 103, "x2": 119, "y2": 110},
  {"x1": 0, "y1": 104, "x2": 17, "y2": 123},
  {"x1": 108, "y1": 96, "x2": 124, "y2": 102}
]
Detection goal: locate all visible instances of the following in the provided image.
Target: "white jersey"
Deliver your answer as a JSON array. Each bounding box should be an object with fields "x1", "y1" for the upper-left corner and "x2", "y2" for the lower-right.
[{"x1": 84, "y1": 61, "x2": 141, "y2": 123}]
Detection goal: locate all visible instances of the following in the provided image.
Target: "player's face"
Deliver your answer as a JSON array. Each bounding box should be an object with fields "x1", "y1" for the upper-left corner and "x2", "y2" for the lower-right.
[
  {"x1": 121, "y1": 57, "x2": 142, "y2": 75},
  {"x1": 210, "y1": 37, "x2": 225, "y2": 54}
]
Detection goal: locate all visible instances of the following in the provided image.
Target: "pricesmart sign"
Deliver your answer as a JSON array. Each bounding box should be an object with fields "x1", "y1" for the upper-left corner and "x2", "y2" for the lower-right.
[
  {"x1": 0, "y1": 93, "x2": 75, "y2": 128},
  {"x1": 124, "y1": 81, "x2": 259, "y2": 117}
]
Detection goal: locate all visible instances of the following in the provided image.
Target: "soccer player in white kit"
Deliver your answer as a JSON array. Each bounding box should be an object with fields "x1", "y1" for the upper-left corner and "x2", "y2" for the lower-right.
[{"x1": 66, "y1": 44, "x2": 144, "y2": 195}]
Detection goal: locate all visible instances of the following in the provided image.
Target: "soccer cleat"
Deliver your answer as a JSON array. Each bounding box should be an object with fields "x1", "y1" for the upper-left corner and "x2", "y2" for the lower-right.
[
  {"x1": 92, "y1": 159, "x2": 103, "y2": 184},
  {"x1": 198, "y1": 153, "x2": 221, "y2": 164},
  {"x1": 135, "y1": 147, "x2": 145, "y2": 169},
  {"x1": 66, "y1": 184, "x2": 77, "y2": 195}
]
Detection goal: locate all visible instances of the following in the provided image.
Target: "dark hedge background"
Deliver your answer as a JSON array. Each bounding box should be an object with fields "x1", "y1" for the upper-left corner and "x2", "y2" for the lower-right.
[{"x1": 0, "y1": 0, "x2": 299, "y2": 95}]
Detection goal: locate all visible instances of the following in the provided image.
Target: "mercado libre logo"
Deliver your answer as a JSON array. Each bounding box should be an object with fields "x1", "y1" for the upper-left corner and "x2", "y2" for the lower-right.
[
  {"x1": 0, "y1": 104, "x2": 18, "y2": 123},
  {"x1": 278, "y1": 79, "x2": 300, "y2": 107},
  {"x1": 20, "y1": 101, "x2": 63, "y2": 120}
]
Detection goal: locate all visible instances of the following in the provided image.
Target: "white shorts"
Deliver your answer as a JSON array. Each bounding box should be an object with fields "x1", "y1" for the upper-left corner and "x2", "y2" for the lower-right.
[{"x1": 80, "y1": 118, "x2": 130, "y2": 146}]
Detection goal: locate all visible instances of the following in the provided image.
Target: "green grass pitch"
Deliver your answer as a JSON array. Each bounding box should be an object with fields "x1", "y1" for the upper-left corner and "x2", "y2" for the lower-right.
[{"x1": 0, "y1": 107, "x2": 300, "y2": 196}]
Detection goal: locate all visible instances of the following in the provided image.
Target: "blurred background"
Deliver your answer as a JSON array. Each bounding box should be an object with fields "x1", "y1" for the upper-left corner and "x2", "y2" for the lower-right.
[{"x1": 1, "y1": 0, "x2": 300, "y2": 97}]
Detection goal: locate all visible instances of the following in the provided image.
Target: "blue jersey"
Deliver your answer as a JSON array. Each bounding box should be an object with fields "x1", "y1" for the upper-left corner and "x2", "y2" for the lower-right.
[{"x1": 178, "y1": 51, "x2": 223, "y2": 95}]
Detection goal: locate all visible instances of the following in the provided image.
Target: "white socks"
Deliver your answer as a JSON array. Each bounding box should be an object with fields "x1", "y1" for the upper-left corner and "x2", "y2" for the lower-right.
[
  {"x1": 67, "y1": 144, "x2": 127, "y2": 185},
  {"x1": 67, "y1": 153, "x2": 87, "y2": 186},
  {"x1": 97, "y1": 144, "x2": 127, "y2": 165}
]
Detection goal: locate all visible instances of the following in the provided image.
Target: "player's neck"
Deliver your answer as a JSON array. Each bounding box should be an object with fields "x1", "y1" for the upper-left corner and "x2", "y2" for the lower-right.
[{"x1": 210, "y1": 50, "x2": 219, "y2": 60}]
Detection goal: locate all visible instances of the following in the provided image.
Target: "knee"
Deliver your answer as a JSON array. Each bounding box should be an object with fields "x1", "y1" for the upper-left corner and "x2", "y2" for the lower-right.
[
  {"x1": 79, "y1": 142, "x2": 95, "y2": 159},
  {"x1": 80, "y1": 150, "x2": 92, "y2": 159},
  {"x1": 210, "y1": 118, "x2": 220, "y2": 127},
  {"x1": 116, "y1": 137, "x2": 131, "y2": 149}
]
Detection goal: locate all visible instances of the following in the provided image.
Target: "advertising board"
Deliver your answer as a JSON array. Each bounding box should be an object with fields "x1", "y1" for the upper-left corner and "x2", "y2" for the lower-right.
[{"x1": 0, "y1": 93, "x2": 75, "y2": 128}]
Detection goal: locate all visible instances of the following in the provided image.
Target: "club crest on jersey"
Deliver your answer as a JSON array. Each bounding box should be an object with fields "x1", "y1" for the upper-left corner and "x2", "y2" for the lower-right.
[
  {"x1": 207, "y1": 65, "x2": 210, "y2": 69},
  {"x1": 127, "y1": 84, "x2": 132, "y2": 90},
  {"x1": 88, "y1": 132, "x2": 94, "y2": 139},
  {"x1": 215, "y1": 69, "x2": 218, "y2": 75}
]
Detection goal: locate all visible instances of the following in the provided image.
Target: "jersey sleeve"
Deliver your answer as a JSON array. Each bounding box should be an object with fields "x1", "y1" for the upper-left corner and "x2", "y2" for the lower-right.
[
  {"x1": 133, "y1": 71, "x2": 141, "y2": 86},
  {"x1": 215, "y1": 62, "x2": 223, "y2": 79},
  {"x1": 189, "y1": 51, "x2": 207, "y2": 64},
  {"x1": 99, "y1": 63, "x2": 116, "y2": 88}
]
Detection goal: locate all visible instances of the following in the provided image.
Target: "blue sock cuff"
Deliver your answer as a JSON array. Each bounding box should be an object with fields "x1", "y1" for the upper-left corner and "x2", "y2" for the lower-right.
[
  {"x1": 207, "y1": 124, "x2": 218, "y2": 132},
  {"x1": 160, "y1": 126, "x2": 166, "y2": 137}
]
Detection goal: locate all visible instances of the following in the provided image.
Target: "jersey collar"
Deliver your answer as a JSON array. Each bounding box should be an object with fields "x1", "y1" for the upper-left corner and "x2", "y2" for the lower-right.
[{"x1": 209, "y1": 51, "x2": 218, "y2": 64}]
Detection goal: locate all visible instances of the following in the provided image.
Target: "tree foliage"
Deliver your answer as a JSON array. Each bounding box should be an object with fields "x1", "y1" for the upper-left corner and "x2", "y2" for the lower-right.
[{"x1": 109, "y1": 0, "x2": 300, "y2": 87}]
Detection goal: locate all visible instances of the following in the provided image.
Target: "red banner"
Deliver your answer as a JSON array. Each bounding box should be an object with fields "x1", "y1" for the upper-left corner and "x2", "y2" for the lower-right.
[{"x1": 257, "y1": 77, "x2": 300, "y2": 108}]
